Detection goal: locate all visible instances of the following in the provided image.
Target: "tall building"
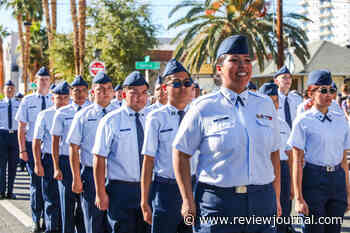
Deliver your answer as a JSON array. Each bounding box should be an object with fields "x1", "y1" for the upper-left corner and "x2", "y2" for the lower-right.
[{"x1": 299, "y1": 0, "x2": 350, "y2": 46}]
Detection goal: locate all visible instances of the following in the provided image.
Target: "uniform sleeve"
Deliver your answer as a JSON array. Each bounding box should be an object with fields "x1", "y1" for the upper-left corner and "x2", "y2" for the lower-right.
[
  {"x1": 92, "y1": 116, "x2": 114, "y2": 157},
  {"x1": 270, "y1": 103, "x2": 281, "y2": 153},
  {"x1": 15, "y1": 97, "x2": 28, "y2": 123},
  {"x1": 141, "y1": 113, "x2": 160, "y2": 157},
  {"x1": 343, "y1": 120, "x2": 350, "y2": 150},
  {"x1": 50, "y1": 111, "x2": 64, "y2": 136},
  {"x1": 287, "y1": 117, "x2": 306, "y2": 151},
  {"x1": 173, "y1": 105, "x2": 203, "y2": 156},
  {"x1": 66, "y1": 113, "x2": 83, "y2": 146},
  {"x1": 33, "y1": 111, "x2": 45, "y2": 140},
  {"x1": 296, "y1": 102, "x2": 305, "y2": 116}
]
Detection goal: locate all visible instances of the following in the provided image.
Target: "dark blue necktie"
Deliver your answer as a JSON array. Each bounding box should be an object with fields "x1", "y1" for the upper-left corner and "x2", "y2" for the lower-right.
[
  {"x1": 321, "y1": 114, "x2": 332, "y2": 122},
  {"x1": 77, "y1": 106, "x2": 82, "y2": 111},
  {"x1": 102, "y1": 108, "x2": 107, "y2": 116},
  {"x1": 8, "y1": 99, "x2": 12, "y2": 130},
  {"x1": 284, "y1": 97, "x2": 292, "y2": 129},
  {"x1": 41, "y1": 96, "x2": 46, "y2": 110},
  {"x1": 178, "y1": 110, "x2": 185, "y2": 125},
  {"x1": 135, "y1": 113, "x2": 144, "y2": 172},
  {"x1": 236, "y1": 96, "x2": 244, "y2": 107}
]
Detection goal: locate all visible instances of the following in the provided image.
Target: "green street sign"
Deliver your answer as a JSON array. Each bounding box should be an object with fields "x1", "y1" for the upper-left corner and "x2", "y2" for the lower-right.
[{"x1": 135, "y1": 61, "x2": 160, "y2": 70}]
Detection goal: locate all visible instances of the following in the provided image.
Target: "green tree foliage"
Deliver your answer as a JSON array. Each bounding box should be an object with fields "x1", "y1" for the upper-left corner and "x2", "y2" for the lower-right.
[{"x1": 169, "y1": 0, "x2": 310, "y2": 72}]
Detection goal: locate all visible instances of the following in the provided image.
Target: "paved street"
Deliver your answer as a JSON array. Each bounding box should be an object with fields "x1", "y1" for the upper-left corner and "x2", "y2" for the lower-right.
[{"x1": 1, "y1": 168, "x2": 350, "y2": 233}]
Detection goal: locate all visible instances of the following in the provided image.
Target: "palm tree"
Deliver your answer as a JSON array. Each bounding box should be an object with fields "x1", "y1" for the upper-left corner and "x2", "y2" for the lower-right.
[
  {"x1": 70, "y1": 0, "x2": 80, "y2": 75},
  {"x1": 78, "y1": 0, "x2": 87, "y2": 75},
  {"x1": 0, "y1": 25, "x2": 9, "y2": 93},
  {"x1": 51, "y1": 0, "x2": 57, "y2": 32},
  {"x1": 168, "y1": 0, "x2": 310, "y2": 72}
]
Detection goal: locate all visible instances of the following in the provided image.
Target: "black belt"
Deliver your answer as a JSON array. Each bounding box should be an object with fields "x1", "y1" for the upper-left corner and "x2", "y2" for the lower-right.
[
  {"x1": 108, "y1": 179, "x2": 140, "y2": 185},
  {"x1": 154, "y1": 174, "x2": 196, "y2": 184},
  {"x1": 198, "y1": 181, "x2": 273, "y2": 194},
  {"x1": 0, "y1": 129, "x2": 17, "y2": 134},
  {"x1": 305, "y1": 162, "x2": 342, "y2": 172}
]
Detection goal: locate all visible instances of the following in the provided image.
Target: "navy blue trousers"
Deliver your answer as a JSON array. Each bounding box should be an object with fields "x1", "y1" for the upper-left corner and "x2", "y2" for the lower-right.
[
  {"x1": 58, "y1": 156, "x2": 85, "y2": 233},
  {"x1": 26, "y1": 141, "x2": 44, "y2": 224},
  {"x1": 194, "y1": 182, "x2": 277, "y2": 233},
  {"x1": 0, "y1": 130, "x2": 18, "y2": 195},
  {"x1": 42, "y1": 153, "x2": 61, "y2": 232},
  {"x1": 106, "y1": 180, "x2": 150, "y2": 233},
  {"x1": 80, "y1": 166, "x2": 109, "y2": 233},
  {"x1": 151, "y1": 176, "x2": 192, "y2": 233},
  {"x1": 278, "y1": 161, "x2": 292, "y2": 233},
  {"x1": 302, "y1": 164, "x2": 347, "y2": 233}
]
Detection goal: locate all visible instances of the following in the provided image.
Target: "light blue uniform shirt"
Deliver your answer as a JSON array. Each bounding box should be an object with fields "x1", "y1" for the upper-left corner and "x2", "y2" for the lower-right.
[
  {"x1": 278, "y1": 90, "x2": 302, "y2": 124},
  {"x1": 66, "y1": 103, "x2": 118, "y2": 167},
  {"x1": 111, "y1": 98, "x2": 123, "y2": 108},
  {"x1": 288, "y1": 107, "x2": 350, "y2": 166},
  {"x1": 51, "y1": 101, "x2": 90, "y2": 156},
  {"x1": 0, "y1": 97, "x2": 20, "y2": 130},
  {"x1": 146, "y1": 101, "x2": 163, "y2": 113},
  {"x1": 15, "y1": 93, "x2": 53, "y2": 142},
  {"x1": 142, "y1": 104, "x2": 196, "y2": 179},
  {"x1": 33, "y1": 106, "x2": 60, "y2": 154},
  {"x1": 297, "y1": 99, "x2": 343, "y2": 116},
  {"x1": 279, "y1": 117, "x2": 292, "y2": 161},
  {"x1": 173, "y1": 87, "x2": 281, "y2": 188},
  {"x1": 92, "y1": 105, "x2": 148, "y2": 181}
]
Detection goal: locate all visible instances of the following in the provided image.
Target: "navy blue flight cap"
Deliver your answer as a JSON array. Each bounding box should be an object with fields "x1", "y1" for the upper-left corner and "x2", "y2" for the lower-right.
[
  {"x1": 259, "y1": 82, "x2": 279, "y2": 96},
  {"x1": 114, "y1": 84, "x2": 122, "y2": 91},
  {"x1": 194, "y1": 82, "x2": 200, "y2": 89},
  {"x1": 274, "y1": 66, "x2": 291, "y2": 79},
  {"x1": 247, "y1": 81, "x2": 257, "y2": 90},
  {"x1": 36, "y1": 66, "x2": 50, "y2": 77},
  {"x1": 5, "y1": 80, "x2": 15, "y2": 86},
  {"x1": 52, "y1": 81, "x2": 70, "y2": 95},
  {"x1": 123, "y1": 71, "x2": 149, "y2": 88},
  {"x1": 155, "y1": 76, "x2": 163, "y2": 86},
  {"x1": 71, "y1": 75, "x2": 89, "y2": 87},
  {"x1": 216, "y1": 35, "x2": 249, "y2": 60},
  {"x1": 162, "y1": 59, "x2": 189, "y2": 78},
  {"x1": 92, "y1": 72, "x2": 112, "y2": 84},
  {"x1": 50, "y1": 84, "x2": 56, "y2": 90},
  {"x1": 307, "y1": 69, "x2": 332, "y2": 87},
  {"x1": 15, "y1": 92, "x2": 23, "y2": 98}
]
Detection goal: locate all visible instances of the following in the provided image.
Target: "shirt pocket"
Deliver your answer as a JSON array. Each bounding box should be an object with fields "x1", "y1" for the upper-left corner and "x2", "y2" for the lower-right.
[
  {"x1": 159, "y1": 128, "x2": 174, "y2": 142},
  {"x1": 204, "y1": 121, "x2": 236, "y2": 153},
  {"x1": 255, "y1": 118, "x2": 273, "y2": 150},
  {"x1": 28, "y1": 106, "x2": 39, "y2": 122}
]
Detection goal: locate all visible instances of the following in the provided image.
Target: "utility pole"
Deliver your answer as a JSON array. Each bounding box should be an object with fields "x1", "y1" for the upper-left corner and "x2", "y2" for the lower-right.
[{"x1": 276, "y1": 0, "x2": 284, "y2": 69}]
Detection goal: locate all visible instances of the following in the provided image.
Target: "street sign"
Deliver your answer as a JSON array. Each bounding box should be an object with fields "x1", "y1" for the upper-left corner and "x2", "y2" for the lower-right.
[
  {"x1": 89, "y1": 60, "x2": 105, "y2": 76},
  {"x1": 135, "y1": 61, "x2": 160, "y2": 70},
  {"x1": 135, "y1": 56, "x2": 160, "y2": 70}
]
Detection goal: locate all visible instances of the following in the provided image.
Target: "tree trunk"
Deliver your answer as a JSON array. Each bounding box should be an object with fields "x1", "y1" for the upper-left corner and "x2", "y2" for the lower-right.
[
  {"x1": 70, "y1": 0, "x2": 80, "y2": 75},
  {"x1": 78, "y1": 0, "x2": 86, "y2": 75},
  {"x1": 24, "y1": 20, "x2": 32, "y2": 86},
  {"x1": 276, "y1": 0, "x2": 284, "y2": 68},
  {"x1": 51, "y1": 0, "x2": 57, "y2": 32},
  {"x1": 0, "y1": 37, "x2": 4, "y2": 94},
  {"x1": 17, "y1": 15, "x2": 27, "y2": 94},
  {"x1": 43, "y1": 0, "x2": 54, "y2": 80}
]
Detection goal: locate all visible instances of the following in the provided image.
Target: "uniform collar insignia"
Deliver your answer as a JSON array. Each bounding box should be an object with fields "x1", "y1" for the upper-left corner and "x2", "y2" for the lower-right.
[{"x1": 256, "y1": 114, "x2": 272, "y2": 120}]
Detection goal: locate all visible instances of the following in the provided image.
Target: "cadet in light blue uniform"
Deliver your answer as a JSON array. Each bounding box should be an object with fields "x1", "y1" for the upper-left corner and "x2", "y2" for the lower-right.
[
  {"x1": 172, "y1": 35, "x2": 282, "y2": 233},
  {"x1": 67, "y1": 73, "x2": 117, "y2": 233},
  {"x1": 0, "y1": 80, "x2": 20, "y2": 199},
  {"x1": 259, "y1": 82, "x2": 294, "y2": 233},
  {"x1": 111, "y1": 84, "x2": 123, "y2": 108},
  {"x1": 93, "y1": 71, "x2": 150, "y2": 233},
  {"x1": 289, "y1": 70, "x2": 350, "y2": 233},
  {"x1": 146, "y1": 76, "x2": 168, "y2": 112},
  {"x1": 274, "y1": 66, "x2": 302, "y2": 130},
  {"x1": 141, "y1": 59, "x2": 194, "y2": 233},
  {"x1": 16, "y1": 67, "x2": 53, "y2": 233},
  {"x1": 247, "y1": 81, "x2": 257, "y2": 92},
  {"x1": 33, "y1": 82, "x2": 71, "y2": 233},
  {"x1": 51, "y1": 76, "x2": 90, "y2": 233}
]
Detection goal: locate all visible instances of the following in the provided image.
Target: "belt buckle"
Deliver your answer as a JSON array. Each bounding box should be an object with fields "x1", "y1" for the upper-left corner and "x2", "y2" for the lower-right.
[
  {"x1": 235, "y1": 186, "x2": 247, "y2": 194},
  {"x1": 326, "y1": 166, "x2": 335, "y2": 172},
  {"x1": 8, "y1": 130, "x2": 14, "y2": 134}
]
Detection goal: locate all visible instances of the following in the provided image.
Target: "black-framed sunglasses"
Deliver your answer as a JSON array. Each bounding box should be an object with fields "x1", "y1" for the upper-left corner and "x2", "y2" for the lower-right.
[
  {"x1": 168, "y1": 79, "x2": 193, "y2": 88},
  {"x1": 314, "y1": 87, "x2": 337, "y2": 94}
]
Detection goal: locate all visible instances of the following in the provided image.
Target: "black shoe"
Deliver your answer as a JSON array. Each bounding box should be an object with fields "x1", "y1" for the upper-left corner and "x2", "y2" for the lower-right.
[
  {"x1": 30, "y1": 222, "x2": 40, "y2": 233},
  {"x1": 6, "y1": 193, "x2": 16, "y2": 199},
  {"x1": 0, "y1": 193, "x2": 5, "y2": 200},
  {"x1": 40, "y1": 219, "x2": 46, "y2": 232}
]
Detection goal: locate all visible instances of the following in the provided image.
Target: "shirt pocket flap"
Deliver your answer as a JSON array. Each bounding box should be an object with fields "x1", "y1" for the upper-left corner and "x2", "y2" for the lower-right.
[{"x1": 256, "y1": 118, "x2": 273, "y2": 127}]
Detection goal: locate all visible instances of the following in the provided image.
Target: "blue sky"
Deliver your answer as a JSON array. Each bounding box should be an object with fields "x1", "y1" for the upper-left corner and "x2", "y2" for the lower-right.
[{"x1": 0, "y1": 0, "x2": 300, "y2": 38}]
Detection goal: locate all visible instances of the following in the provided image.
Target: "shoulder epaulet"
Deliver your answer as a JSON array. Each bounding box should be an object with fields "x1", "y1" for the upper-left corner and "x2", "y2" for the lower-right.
[
  {"x1": 194, "y1": 91, "x2": 220, "y2": 104},
  {"x1": 248, "y1": 91, "x2": 264, "y2": 98}
]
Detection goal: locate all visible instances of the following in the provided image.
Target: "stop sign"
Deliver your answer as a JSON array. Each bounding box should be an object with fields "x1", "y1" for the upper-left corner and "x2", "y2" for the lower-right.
[{"x1": 89, "y1": 60, "x2": 105, "y2": 76}]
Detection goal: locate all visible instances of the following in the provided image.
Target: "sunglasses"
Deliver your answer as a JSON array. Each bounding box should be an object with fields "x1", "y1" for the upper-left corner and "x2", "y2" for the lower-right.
[
  {"x1": 314, "y1": 87, "x2": 337, "y2": 94},
  {"x1": 168, "y1": 79, "x2": 193, "y2": 88}
]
